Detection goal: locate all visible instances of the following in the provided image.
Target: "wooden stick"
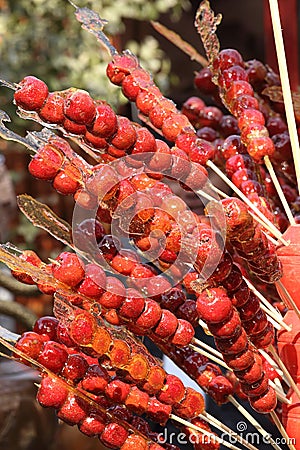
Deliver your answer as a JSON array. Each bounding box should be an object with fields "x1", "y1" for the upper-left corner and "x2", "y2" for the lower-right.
[
  {"x1": 189, "y1": 343, "x2": 228, "y2": 369},
  {"x1": 276, "y1": 280, "x2": 300, "y2": 320},
  {"x1": 242, "y1": 277, "x2": 291, "y2": 332},
  {"x1": 207, "y1": 160, "x2": 288, "y2": 245},
  {"x1": 268, "y1": 0, "x2": 300, "y2": 194},
  {"x1": 200, "y1": 411, "x2": 259, "y2": 450},
  {"x1": 264, "y1": 156, "x2": 296, "y2": 225},
  {"x1": 193, "y1": 337, "x2": 225, "y2": 359},
  {"x1": 269, "y1": 410, "x2": 296, "y2": 450},
  {"x1": 269, "y1": 380, "x2": 291, "y2": 405},
  {"x1": 269, "y1": 344, "x2": 300, "y2": 401},
  {"x1": 169, "y1": 414, "x2": 243, "y2": 450},
  {"x1": 151, "y1": 21, "x2": 208, "y2": 66},
  {"x1": 259, "y1": 349, "x2": 285, "y2": 381},
  {"x1": 228, "y1": 395, "x2": 282, "y2": 450}
]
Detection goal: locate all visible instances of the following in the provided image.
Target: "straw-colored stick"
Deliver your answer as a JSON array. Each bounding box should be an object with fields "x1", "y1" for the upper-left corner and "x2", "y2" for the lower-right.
[
  {"x1": 169, "y1": 414, "x2": 243, "y2": 450},
  {"x1": 264, "y1": 156, "x2": 296, "y2": 225},
  {"x1": 276, "y1": 280, "x2": 300, "y2": 321},
  {"x1": 269, "y1": 410, "x2": 296, "y2": 450},
  {"x1": 189, "y1": 343, "x2": 228, "y2": 369},
  {"x1": 207, "y1": 160, "x2": 288, "y2": 245},
  {"x1": 268, "y1": 0, "x2": 300, "y2": 195},
  {"x1": 269, "y1": 344, "x2": 300, "y2": 402},
  {"x1": 201, "y1": 411, "x2": 259, "y2": 450},
  {"x1": 228, "y1": 395, "x2": 282, "y2": 450}
]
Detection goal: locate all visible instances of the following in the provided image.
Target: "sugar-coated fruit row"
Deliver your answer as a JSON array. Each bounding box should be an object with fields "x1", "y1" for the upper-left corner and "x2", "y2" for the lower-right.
[
  {"x1": 184, "y1": 252, "x2": 275, "y2": 349},
  {"x1": 196, "y1": 287, "x2": 277, "y2": 414}
]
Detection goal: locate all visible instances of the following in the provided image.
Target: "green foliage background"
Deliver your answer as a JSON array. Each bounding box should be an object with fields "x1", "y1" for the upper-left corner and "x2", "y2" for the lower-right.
[{"x1": 0, "y1": 0, "x2": 189, "y2": 109}]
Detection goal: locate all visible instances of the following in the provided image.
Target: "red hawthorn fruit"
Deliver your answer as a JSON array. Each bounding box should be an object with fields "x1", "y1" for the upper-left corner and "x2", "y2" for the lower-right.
[
  {"x1": 57, "y1": 395, "x2": 87, "y2": 425},
  {"x1": 135, "y1": 299, "x2": 162, "y2": 329},
  {"x1": 39, "y1": 91, "x2": 65, "y2": 123},
  {"x1": 78, "y1": 263, "x2": 106, "y2": 298},
  {"x1": 28, "y1": 144, "x2": 64, "y2": 181},
  {"x1": 37, "y1": 375, "x2": 68, "y2": 408},
  {"x1": 80, "y1": 364, "x2": 109, "y2": 394},
  {"x1": 64, "y1": 89, "x2": 96, "y2": 125},
  {"x1": 37, "y1": 340, "x2": 68, "y2": 373},
  {"x1": 105, "y1": 379, "x2": 131, "y2": 403},
  {"x1": 111, "y1": 116, "x2": 137, "y2": 150},
  {"x1": 161, "y1": 113, "x2": 192, "y2": 142},
  {"x1": 33, "y1": 316, "x2": 59, "y2": 340},
  {"x1": 158, "y1": 374, "x2": 185, "y2": 405},
  {"x1": 125, "y1": 386, "x2": 149, "y2": 415},
  {"x1": 15, "y1": 331, "x2": 45, "y2": 360},
  {"x1": 121, "y1": 435, "x2": 148, "y2": 450},
  {"x1": 196, "y1": 288, "x2": 233, "y2": 323},
  {"x1": 14, "y1": 76, "x2": 49, "y2": 111},
  {"x1": 51, "y1": 252, "x2": 85, "y2": 287},
  {"x1": 79, "y1": 412, "x2": 106, "y2": 436},
  {"x1": 100, "y1": 423, "x2": 129, "y2": 449},
  {"x1": 61, "y1": 353, "x2": 89, "y2": 382},
  {"x1": 89, "y1": 102, "x2": 118, "y2": 138},
  {"x1": 154, "y1": 310, "x2": 178, "y2": 338},
  {"x1": 52, "y1": 163, "x2": 82, "y2": 195},
  {"x1": 69, "y1": 312, "x2": 96, "y2": 346},
  {"x1": 171, "y1": 319, "x2": 195, "y2": 346},
  {"x1": 106, "y1": 53, "x2": 139, "y2": 85},
  {"x1": 63, "y1": 117, "x2": 87, "y2": 135},
  {"x1": 119, "y1": 288, "x2": 145, "y2": 319},
  {"x1": 173, "y1": 387, "x2": 205, "y2": 419}
]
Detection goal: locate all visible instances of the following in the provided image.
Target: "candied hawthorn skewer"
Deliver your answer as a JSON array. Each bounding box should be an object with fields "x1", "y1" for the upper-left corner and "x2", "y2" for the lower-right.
[{"x1": 196, "y1": 286, "x2": 277, "y2": 414}]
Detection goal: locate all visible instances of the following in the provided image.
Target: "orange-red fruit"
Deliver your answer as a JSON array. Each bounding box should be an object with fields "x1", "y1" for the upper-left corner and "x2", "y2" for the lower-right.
[
  {"x1": 89, "y1": 102, "x2": 118, "y2": 138},
  {"x1": 79, "y1": 412, "x2": 106, "y2": 436},
  {"x1": 39, "y1": 91, "x2": 65, "y2": 123},
  {"x1": 69, "y1": 312, "x2": 96, "y2": 346},
  {"x1": 101, "y1": 423, "x2": 129, "y2": 449},
  {"x1": 171, "y1": 319, "x2": 195, "y2": 346},
  {"x1": 80, "y1": 364, "x2": 109, "y2": 394},
  {"x1": 51, "y1": 251, "x2": 85, "y2": 287},
  {"x1": 111, "y1": 116, "x2": 137, "y2": 150},
  {"x1": 173, "y1": 387, "x2": 205, "y2": 419},
  {"x1": 14, "y1": 76, "x2": 49, "y2": 111},
  {"x1": 64, "y1": 89, "x2": 96, "y2": 125},
  {"x1": 37, "y1": 375, "x2": 68, "y2": 408},
  {"x1": 52, "y1": 163, "x2": 82, "y2": 195},
  {"x1": 37, "y1": 340, "x2": 68, "y2": 373},
  {"x1": 57, "y1": 395, "x2": 87, "y2": 425},
  {"x1": 15, "y1": 331, "x2": 45, "y2": 359},
  {"x1": 196, "y1": 287, "x2": 233, "y2": 323},
  {"x1": 158, "y1": 374, "x2": 185, "y2": 405},
  {"x1": 29, "y1": 144, "x2": 64, "y2": 180},
  {"x1": 106, "y1": 53, "x2": 139, "y2": 85},
  {"x1": 154, "y1": 310, "x2": 178, "y2": 338}
]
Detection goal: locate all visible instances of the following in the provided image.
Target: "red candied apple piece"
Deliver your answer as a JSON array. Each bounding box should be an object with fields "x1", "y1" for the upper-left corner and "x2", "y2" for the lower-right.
[
  {"x1": 147, "y1": 397, "x2": 172, "y2": 425},
  {"x1": 14, "y1": 76, "x2": 49, "y2": 111},
  {"x1": 100, "y1": 423, "x2": 129, "y2": 449},
  {"x1": 61, "y1": 353, "x2": 89, "y2": 382},
  {"x1": 28, "y1": 144, "x2": 64, "y2": 180},
  {"x1": 171, "y1": 319, "x2": 195, "y2": 346},
  {"x1": 173, "y1": 387, "x2": 205, "y2": 419},
  {"x1": 37, "y1": 340, "x2": 68, "y2": 373},
  {"x1": 51, "y1": 251, "x2": 85, "y2": 287},
  {"x1": 158, "y1": 374, "x2": 185, "y2": 405},
  {"x1": 121, "y1": 435, "x2": 148, "y2": 450},
  {"x1": 105, "y1": 379, "x2": 131, "y2": 403},
  {"x1": 92, "y1": 327, "x2": 112, "y2": 356},
  {"x1": 63, "y1": 89, "x2": 96, "y2": 125},
  {"x1": 135, "y1": 299, "x2": 162, "y2": 329},
  {"x1": 33, "y1": 316, "x2": 58, "y2": 340},
  {"x1": 249, "y1": 386, "x2": 277, "y2": 413},
  {"x1": 109, "y1": 339, "x2": 131, "y2": 368},
  {"x1": 125, "y1": 386, "x2": 149, "y2": 415},
  {"x1": 196, "y1": 287, "x2": 232, "y2": 323},
  {"x1": 126, "y1": 354, "x2": 149, "y2": 381},
  {"x1": 57, "y1": 394, "x2": 87, "y2": 425},
  {"x1": 78, "y1": 263, "x2": 106, "y2": 298},
  {"x1": 142, "y1": 366, "x2": 166, "y2": 394},
  {"x1": 69, "y1": 312, "x2": 96, "y2": 346},
  {"x1": 39, "y1": 91, "x2": 65, "y2": 123},
  {"x1": 37, "y1": 375, "x2": 68, "y2": 408},
  {"x1": 154, "y1": 310, "x2": 178, "y2": 338},
  {"x1": 80, "y1": 364, "x2": 109, "y2": 394},
  {"x1": 79, "y1": 411, "x2": 106, "y2": 436}
]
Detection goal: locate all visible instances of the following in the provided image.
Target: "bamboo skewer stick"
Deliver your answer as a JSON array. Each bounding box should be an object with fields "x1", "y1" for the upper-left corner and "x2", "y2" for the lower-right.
[
  {"x1": 276, "y1": 280, "x2": 300, "y2": 321},
  {"x1": 201, "y1": 411, "x2": 259, "y2": 450},
  {"x1": 268, "y1": 0, "x2": 300, "y2": 195},
  {"x1": 269, "y1": 345, "x2": 300, "y2": 401},
  {"x1": 189, "y1": 343, "x2": 228, "y2": 369},
  {"x1": 169, "y1": 414, "x2": 243, "y2": 450},
  {"x1": 264, "y1": 156, "x2": 296, "y2": 225},
  {"x1": 207, "y1": 160, "x2": 288, "y2": 245},
  {"x1": 269, "y1": 411, "x2": 296, "y2": 450},
  {"x1": 228, "y1": 396, "x2": 283, "y2": 450},
  {"x1": 242, "y1": 277, "x2": 291, "y2": 332}
]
